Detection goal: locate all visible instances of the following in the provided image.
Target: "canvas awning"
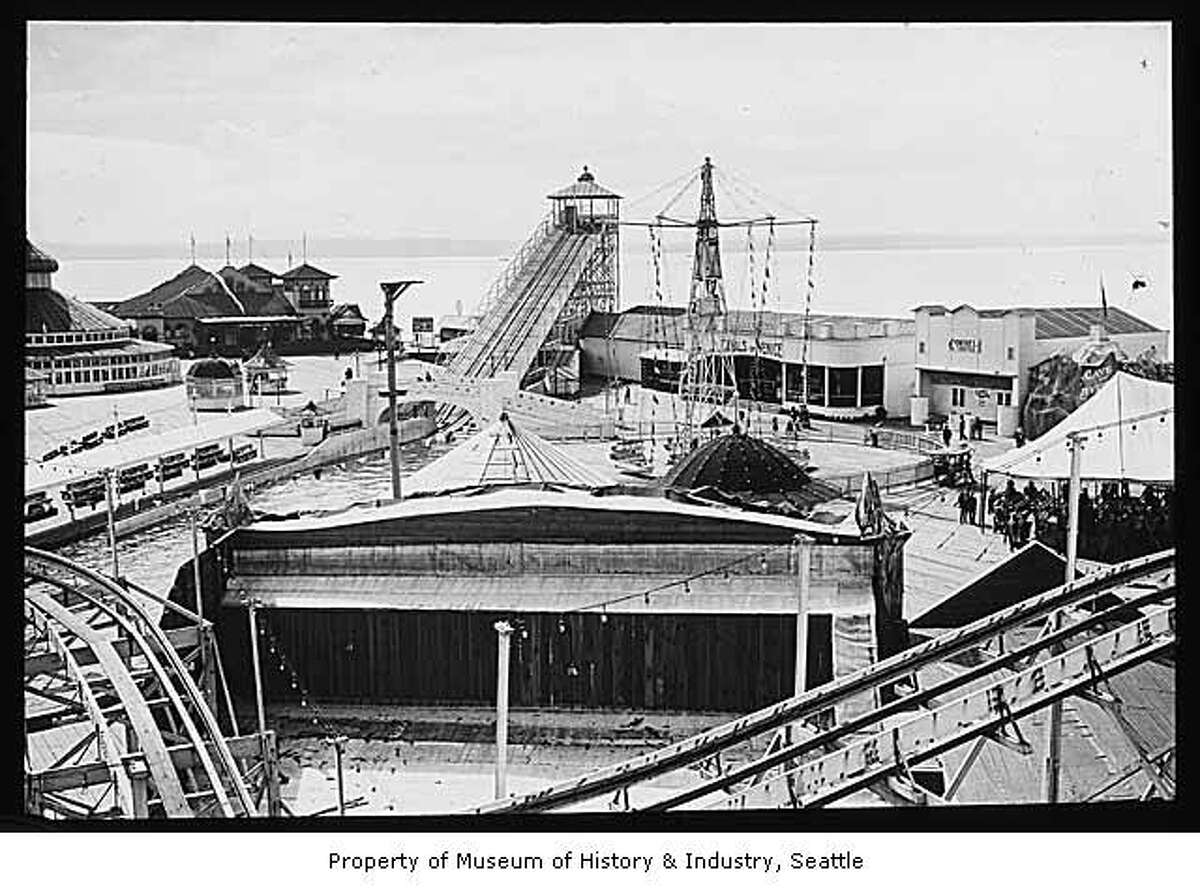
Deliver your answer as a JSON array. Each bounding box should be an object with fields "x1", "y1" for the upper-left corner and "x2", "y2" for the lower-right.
[{"x1": 982, "y1": 372, "x2": 1173, "y2": 483}]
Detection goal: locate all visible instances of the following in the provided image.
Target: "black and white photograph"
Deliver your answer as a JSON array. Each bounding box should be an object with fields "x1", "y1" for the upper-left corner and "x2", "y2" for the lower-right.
[{"x1": 20, "y1": 21, "x2": 1176, "y2": 825}]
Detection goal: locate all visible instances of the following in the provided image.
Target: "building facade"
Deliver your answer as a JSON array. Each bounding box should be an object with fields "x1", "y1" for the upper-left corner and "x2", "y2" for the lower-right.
[
  {"x1": 912, "y1": 304, "x2": 1168, "y2": 425},
  {"x1": 25, "y1": 241, "x2": 180, "y2": 397},
  {"x1": 580, "y1": 306, "x2": 916, "y2": 418}
]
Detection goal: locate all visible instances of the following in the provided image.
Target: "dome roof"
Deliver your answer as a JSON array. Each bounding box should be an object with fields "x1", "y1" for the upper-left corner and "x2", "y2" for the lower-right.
[
  {"x1": 659, "y1": 428, "x2": 844, "y2": 516},
  {"x1": 663, "y1": 428, "x2": 814, "y2": 495},
  {"x1": 26, "y1": 240, "x2": 59, "y2": 274},
  {"x1": 25, "y1": 288, "x2": 127, "y2": 335},
  {"x1": 187, "y1": 357, "x2": 240, "y2": 379}
]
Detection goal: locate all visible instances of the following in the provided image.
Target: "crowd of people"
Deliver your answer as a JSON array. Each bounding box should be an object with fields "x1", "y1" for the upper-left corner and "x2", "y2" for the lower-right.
[{"x1": 979, "y1": 477, "x2": 1173, "y2": 560}]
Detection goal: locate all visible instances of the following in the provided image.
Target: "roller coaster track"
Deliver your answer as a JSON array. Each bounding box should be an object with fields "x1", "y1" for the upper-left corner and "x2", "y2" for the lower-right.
[
  {"x1": 470, "y1": 549, "x2": 1175, "y2": 813},
  {"x1": 24, "y1": 547, "x2": 272, "y2": 819}
]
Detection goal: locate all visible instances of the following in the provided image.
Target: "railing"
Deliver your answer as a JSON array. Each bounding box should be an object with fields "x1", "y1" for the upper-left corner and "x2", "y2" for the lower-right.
[
  {"x1": 781, "y1": 423, "x2": 942, "y2": 455},
  {"x1": 470, "y1": 213, "x2": 555, "y2": 330}
]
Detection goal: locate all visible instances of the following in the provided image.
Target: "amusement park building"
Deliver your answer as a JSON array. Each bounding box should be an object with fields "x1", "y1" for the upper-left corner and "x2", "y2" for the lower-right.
[
  {"x1": 24, "y1": 241, "x2": 180, "y2": 397},
  {"x1": 912, "y1": 304, "x2": 1168, "y2": 426},
  {"x1": 579, "y1": 306, "x2": 915, "y2": 418}
]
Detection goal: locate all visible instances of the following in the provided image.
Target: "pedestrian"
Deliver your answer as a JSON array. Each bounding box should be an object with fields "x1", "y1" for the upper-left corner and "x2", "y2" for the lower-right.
[
  {"x1": 957, "y1": 486, "x2": 972, "y2": 524},
  {"x1": 1015, "y1": 426, "x2": 1026, "y2": 448},
  {"x1": 958, "y1": 414, "x2": 965, "y2": 441},
  {"x1": 942, "y1": 425, "x2": 952, "y2": 448},
  {"x1": 967, "y1": 488, "x2": 978, "y2": 525},
  {"x1": 772, "y1": 415, "x2": 779, "y2": 435}
]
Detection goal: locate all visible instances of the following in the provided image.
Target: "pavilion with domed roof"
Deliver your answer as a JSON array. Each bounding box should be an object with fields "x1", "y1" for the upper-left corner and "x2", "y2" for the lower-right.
[{"x1": 25, "y1": 240, "x2": 180, "y2": 397}]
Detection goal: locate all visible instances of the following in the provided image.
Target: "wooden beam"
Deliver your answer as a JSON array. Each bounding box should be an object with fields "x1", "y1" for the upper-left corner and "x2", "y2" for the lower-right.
[{"x1": 25, "y1": 626, "x2": 202, "y2": 678}]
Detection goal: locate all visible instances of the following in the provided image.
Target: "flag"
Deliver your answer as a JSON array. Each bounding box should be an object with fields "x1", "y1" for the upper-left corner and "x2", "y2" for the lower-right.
[{"x1": 1100, "y1": 274, "x2": 1108, "y2": 322}]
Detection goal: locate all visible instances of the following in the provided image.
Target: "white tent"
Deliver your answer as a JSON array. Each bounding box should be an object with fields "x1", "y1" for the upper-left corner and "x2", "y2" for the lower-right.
[
  {"x1": 982, "y1": 372, "x2": 1173, "y2": 483},
  {"x1": 404, "y1": 413, "x2": 614, "y2": 498}
]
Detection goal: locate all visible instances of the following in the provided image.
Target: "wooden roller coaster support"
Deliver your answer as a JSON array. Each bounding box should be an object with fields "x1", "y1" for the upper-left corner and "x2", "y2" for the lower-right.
[
  {"x1": 645, "y1": 581, "x2": 1172, "y2": 810},
  {"x1": 471, "y1": 549, "x2": 1172, "y2": 813},
  {"x1": 714, "y1": 602, "x2": 1173, "y2": 810}
]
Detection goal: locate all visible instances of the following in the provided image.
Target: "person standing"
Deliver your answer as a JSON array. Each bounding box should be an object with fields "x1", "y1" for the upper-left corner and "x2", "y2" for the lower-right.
[
  {"x1": 958, "y1": 414, "x2": 966, "y2": 441},
  {"x1": 1014, "y1": 426, "x2": 1026, "y2": 448},
  {"x1": 942, "y1": 425, "x2": 952, "y2": 448}
]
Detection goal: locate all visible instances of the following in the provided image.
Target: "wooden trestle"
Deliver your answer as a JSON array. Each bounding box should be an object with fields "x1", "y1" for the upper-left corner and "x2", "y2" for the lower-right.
[{"x1": 24, "y1": 547, "x2": 280, "y2": 819}]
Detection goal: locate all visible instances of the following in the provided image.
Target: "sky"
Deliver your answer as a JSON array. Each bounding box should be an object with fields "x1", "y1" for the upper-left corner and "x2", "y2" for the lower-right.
[{"x1": 27, "y1": 22, "x2": 1172, "y2": 249}]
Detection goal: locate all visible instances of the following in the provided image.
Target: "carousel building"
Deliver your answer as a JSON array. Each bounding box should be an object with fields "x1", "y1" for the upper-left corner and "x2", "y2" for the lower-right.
[{"x1": 25, "y1": 240, "x2": 180, "y2": 397}]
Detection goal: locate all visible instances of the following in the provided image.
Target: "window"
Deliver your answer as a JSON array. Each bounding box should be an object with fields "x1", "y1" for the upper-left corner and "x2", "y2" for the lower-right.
[
  {"x1": 860, "y1": 365, "x2": 884, "y2": 407},
  {"x1": 1006, "y1": 346, "x2": 1014, "y2": 360},
  {"x1": 951, "y1": 386, "x2": 965, "y2": 407},
  {"x1": 997, "y1": 391, "x2": 1012, "y2": 407},
  {"x1": 829, "y1": 367, "x2": 859, "y2": 407},
  {"x1": 918, "y1": 341, "x2": 926, "y2": 354}
]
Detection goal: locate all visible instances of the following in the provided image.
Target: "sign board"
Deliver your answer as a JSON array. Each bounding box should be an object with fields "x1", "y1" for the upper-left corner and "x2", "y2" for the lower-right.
[
  {"x1": 412, "y1": 316, "x2": 434, "y2": 334},
  {"x1": 975, "y1": 389, "x2": 992, "y2": 402},
  {"x1": 948, "y1": 338, "x2": 982, "y2": 353}
]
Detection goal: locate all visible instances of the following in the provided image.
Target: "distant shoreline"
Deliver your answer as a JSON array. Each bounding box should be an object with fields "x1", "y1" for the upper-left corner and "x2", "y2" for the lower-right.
[{"x1": 40, "y1": 231, "x2": 1170, "y2": 263}]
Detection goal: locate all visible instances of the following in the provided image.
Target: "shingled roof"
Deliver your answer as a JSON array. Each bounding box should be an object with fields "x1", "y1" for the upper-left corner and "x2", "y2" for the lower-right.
[{"x1": 280, "y1": 262, "x2": 336, "y2": 281}]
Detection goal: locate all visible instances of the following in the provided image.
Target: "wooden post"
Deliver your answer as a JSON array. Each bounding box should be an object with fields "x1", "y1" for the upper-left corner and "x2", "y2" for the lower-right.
[
  {"x1": 103, "y1": 468, "x2": 120, "y2": 580},
  {"x1": 332, "y1": 735, "x2": 348, "y2": 816},
  {"x1": 494, "y1": 620, "x2": 515, "y2": 799},
  {"x1": 247, "y1": 602, "x2": 267, "y2": 738},
  {"x1": 794, "y1": 536, "x2": 812, "y2": 698}
]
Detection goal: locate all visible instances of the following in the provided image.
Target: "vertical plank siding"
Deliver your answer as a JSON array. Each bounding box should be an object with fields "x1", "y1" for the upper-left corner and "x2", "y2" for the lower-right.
[{"x1": 217, "y1": 606, "x2": 801, "y2": 712}]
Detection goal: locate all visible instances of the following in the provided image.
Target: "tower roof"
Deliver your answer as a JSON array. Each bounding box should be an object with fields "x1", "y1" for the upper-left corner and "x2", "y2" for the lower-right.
[
  {"x1": 547, "y1": 166, "x2": 622, "y2": 200},
  {"x1": 26, "y1": 240, "x2": 59, "y2": 274}
]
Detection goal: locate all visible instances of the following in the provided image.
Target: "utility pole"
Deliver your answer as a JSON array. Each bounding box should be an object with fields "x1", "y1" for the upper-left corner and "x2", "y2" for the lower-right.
[
  {"x1": 190, "y1": 504, "x2": 207, "y2": 684},
  {"x1": 379, "y1": 280, "x2": 422, "y2": 502},
  {"x1": 1043, "y1": 432, "x2": 1086, "y2": 803},
  {"x1": 331, "y1": 735, "x2": 348, "y2": 815},
  {"x1": 103, "y1": 468, "x2": 119, "y2": 580},
  {"x1": 494, "y1": 620, "x2": 515, "y2": 799}
]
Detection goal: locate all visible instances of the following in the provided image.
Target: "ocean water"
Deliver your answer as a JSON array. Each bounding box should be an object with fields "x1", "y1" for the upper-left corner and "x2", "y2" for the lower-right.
[{"x1": 50, "y1": 238, "x2": 1173, "y2": 355}]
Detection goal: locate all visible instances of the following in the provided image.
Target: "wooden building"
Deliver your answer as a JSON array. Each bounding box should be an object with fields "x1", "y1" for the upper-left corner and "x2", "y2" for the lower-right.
[{"x1": 200, "y1": 424, "x2": 909, "y2": 716}]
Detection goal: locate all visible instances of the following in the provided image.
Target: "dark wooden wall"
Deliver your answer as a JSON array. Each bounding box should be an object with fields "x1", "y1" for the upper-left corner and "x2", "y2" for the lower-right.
[{"x1": 217, "y1": 606, "x2": 799, "y2": 713}]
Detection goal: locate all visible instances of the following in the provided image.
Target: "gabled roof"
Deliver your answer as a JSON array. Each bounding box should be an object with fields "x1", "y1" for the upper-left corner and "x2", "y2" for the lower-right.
[
  {"x1": 239, "y1": 290, "x2": 296, "y2": 316},
  {"x1": 330, "y1": 303, "x2": 366, "y2": 321},
  {"x1": 280, "y1": 262, "x2": 337, "y2": 281},
  {"x1": 218, "y1": 264, "x2": 274, "y2": 296},
  {"x1": 238, "y1": 262, "x2": 278, "y2": 280},
  {"x1": 115, "y1": 265, "x2": 215, "y2": 316},
  {"x1": 403, "y1": 413, "x2": 613, "y2": 498}
]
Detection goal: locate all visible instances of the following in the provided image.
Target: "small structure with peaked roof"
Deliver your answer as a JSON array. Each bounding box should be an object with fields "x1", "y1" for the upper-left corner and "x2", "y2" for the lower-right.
[
  {"x1": 328, "y1": 303, "x2": 368, "y2": 339},
  {"x1": 403, "y1": 412, "x2": 613, "y2": 498},
  {"x1": 547, "y1": 166, "x2": 621, "y2": 233},
  {"x1": 243, "y1": 342, "x2": 291, "y2": 394},
  {"x1": 25, "y1": 240, "x2": 180, "y2": 397}
]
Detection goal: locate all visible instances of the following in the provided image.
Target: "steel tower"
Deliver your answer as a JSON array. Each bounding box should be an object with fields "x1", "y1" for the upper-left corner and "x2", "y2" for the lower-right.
[{"x1": 678, "y1": 157, "x2": 739, "y2": 447}]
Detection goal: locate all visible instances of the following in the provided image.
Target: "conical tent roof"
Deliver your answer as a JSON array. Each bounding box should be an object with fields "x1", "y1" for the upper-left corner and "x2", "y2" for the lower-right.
[
  {"x1": 983, "y1": 372, "x2": 1173, "y2": 482},
  {"x1": 245, "y1": 342, "x2": 290, "y2": 369},
  {"x1": 404, "y1": 413, "x2": 613, "y2": 498}
]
